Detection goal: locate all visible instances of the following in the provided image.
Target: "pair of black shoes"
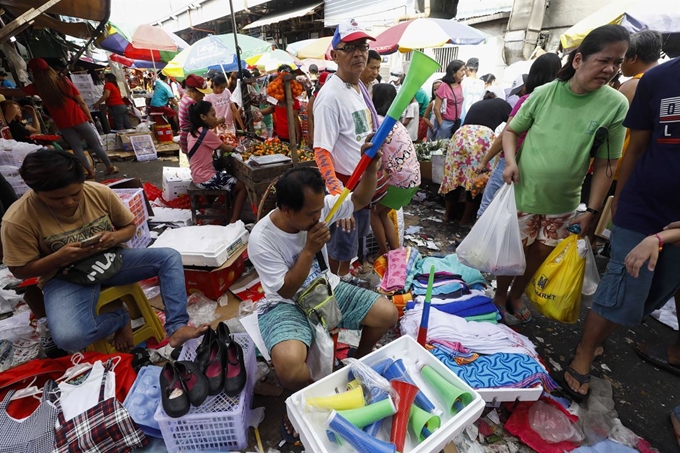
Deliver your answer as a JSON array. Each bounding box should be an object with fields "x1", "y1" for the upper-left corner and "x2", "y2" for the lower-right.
[
  {"x1": 160, "y1": 360, "x2": 209, "y2": 418},
  {"x1": 195, "y1": 322, "x2": 247, "y2": 398}
]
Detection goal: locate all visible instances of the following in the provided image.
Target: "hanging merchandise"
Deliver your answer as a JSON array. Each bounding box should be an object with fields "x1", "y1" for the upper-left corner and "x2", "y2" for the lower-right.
[
  {"x1": 456, "y1": 183, "x2": 526, "y2": 275},
  {"x1": 526, "y1": 234, "x2": 586, "y2": 324},
  {"x1": 53, "y1": 359, "x2": 148, "y2": 453},
  {"x1": 0, "y1": 381, "x2": 59, "y2": 453}
]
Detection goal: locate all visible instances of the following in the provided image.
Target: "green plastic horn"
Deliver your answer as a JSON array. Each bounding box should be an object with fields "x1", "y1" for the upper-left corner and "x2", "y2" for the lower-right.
[
  {"x1": 420, "y1": 365, "x2": 473, "y2": 415},
  {"x1": 337, "y1": 397, "x2": 397, "y2": 429},
  {"x1": 409, "y1": 404, "x2": 441, "y2": 442}
]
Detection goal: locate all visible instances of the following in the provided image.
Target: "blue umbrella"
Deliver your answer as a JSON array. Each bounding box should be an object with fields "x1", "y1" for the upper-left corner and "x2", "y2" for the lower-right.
[{"x1": 163, "y1": 35, "x2": 246, "y2": 80}]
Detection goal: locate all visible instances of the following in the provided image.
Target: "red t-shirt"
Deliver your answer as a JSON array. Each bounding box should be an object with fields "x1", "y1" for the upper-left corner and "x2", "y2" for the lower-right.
[
  {"x1": 104, "y1": 82, "x2": 125, "y2": 106},
  {"x1": 273, "y1": 99, "x2": 300, "y2": 140},
  {"x1": 24, "y1": 78, "x2": 88, "y2": 129}
]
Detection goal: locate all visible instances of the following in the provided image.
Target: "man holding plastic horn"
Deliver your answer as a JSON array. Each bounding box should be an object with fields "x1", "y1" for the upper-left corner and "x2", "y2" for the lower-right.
[{"x1": 313, "y1": 19, "x2": 379, "y2": 283}]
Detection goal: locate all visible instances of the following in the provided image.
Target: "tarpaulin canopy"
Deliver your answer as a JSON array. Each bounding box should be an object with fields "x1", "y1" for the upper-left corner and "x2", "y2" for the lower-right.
[{"x1": 0, "y1": 0, "x2": 109, "y2": 21}]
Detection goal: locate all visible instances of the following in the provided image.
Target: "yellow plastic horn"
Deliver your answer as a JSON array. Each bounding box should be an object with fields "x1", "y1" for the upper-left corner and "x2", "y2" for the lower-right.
[{"x1": 307, "y1": 386, "x2": 366, "y2": 411}]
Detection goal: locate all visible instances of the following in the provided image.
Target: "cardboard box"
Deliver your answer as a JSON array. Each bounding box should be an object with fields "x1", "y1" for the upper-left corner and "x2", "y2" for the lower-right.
[
  {"x1": 595, "y1": 195, "x2": 614, "y2": 240},
  {"x1": 183, "y1": 244, "x2": 247, "y2": 299},
  {"x1": 162, "y1": 166, "x2": 192, "y2": 201},
  {"x1": 113, "y1": 188, "x2": 149, "y2": 227},
  {"x1": 117, "y1": 132, "x2": 154, "y2": 152},
  {"x1": 125, "y1": 222, "x2": 151, "y2": 249},
  {"x1": 106, "y1": 178, "x2": 154, "y2": 217}
]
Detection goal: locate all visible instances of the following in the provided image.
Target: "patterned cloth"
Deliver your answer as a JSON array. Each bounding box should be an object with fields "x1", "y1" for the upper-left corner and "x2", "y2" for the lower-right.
[
  {"x1": 378, "y1": 115, "x2": 421, "y2": 189},
  {"x1": 195, "y1": 171, "x2": 239, "y2": 191},
  {"x1": 379, "y1": 247, "x2": 409, "y2": 293},
  {"x1": 518, "y1": 210, "x2": 575, "y2": 247},
  {"x1": 53, "y1": 360, "x2": 148, "y2": 453},
  {"x1": 439, "y1": 124, "x2": 495, "y2": 195},
  {"x1": 429, "y1": 339, "x2": 479, "y2": 365},
  {"x1": 430, "y1": 349, "x2": 558, "y2": 391},
  {"x1": 0, "y1": 381, "x2": 59, "y2": 453}
]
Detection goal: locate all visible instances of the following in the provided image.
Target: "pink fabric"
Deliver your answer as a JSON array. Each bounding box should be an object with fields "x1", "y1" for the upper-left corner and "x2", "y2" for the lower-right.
[
  {"x1": 378, "y1": 115, "x2": 421, "y2": 189},
  {"x1": 436, "y1": 82, "x2": 463, "y2": 121},
  {"x1": 186, "y1": 127, "x2": 223, "y2": 184},
  {"x1": 379, "y1": 247, "x2": 409, "y2": 293},
  {"x1": 430, "y1": 339, "x2": 472, "y2": 354},
  {"x1": 204, "y1": 90, "x2": 234, "y2": 128}
]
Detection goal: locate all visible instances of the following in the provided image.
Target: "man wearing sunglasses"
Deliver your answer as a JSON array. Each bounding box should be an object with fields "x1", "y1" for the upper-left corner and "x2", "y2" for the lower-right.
[{"x1": 313, "y1": 19, "x2": 379, "y2": 282}]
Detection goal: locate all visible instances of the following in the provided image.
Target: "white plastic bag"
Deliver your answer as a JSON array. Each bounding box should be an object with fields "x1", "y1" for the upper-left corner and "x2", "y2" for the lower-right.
[
  {"x1": 529, "y1": 400, "x2": 584, "y2": 444},
  {"x1": 307, "y1": 323, "x2": 333, "y2": 381},
  {"x1": 456, "y1": 183, "x2": 526, "y2": 275},
  {"x1": 582, "y1": 238, "x2": 600, "y2": 296}
]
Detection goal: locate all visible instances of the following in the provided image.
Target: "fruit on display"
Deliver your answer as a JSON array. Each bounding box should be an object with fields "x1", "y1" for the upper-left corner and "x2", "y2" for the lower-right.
[
  {"x1": 266, "y1": 74, "x2": 303, "y2": 103},
  {"x1": 241, "y1": 137, "x2": 315, "y2": 162},
  {"x1": 219, "y1": 132, "x2": 239, "y2": 147}
]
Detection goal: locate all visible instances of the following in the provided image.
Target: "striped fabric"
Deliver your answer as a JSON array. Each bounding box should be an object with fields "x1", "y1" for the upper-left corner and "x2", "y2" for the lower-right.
[{"x1": 0, "y1": 381, "x2": 59, "y2": 453}]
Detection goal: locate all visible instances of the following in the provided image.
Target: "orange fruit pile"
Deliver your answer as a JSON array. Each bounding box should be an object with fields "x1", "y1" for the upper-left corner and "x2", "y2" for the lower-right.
[{"x1": 266, "y1": 74, "x2": 304, "y2": 103}]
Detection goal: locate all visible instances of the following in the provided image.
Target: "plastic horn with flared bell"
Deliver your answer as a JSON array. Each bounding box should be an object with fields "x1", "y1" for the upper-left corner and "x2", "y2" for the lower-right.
[
  {"x1": 390, "y1": 379, "x2": 420, "y2": 452},
  {"x1": 420, "y1": 365, "x2": 473, "y2": 415},
  {"x1": 323, "y1": 50, "x2": 440, "y2": 223},
  {"x1": 306, "y1": 386, "x2": 366, "y2": 411},
  {"x1": 383, "y1": 358, "x2": 436, "y2": 413},
  {"x1": 410, "y1": 404, "x2": 441, "y2": 443},
  {"x1": 326, "y1": 411, "x2": 397, "y2": 453},
  {"x1": 347, "y1": 357, "x2": 394, "y2": 382},
  {"x1": 417, "y1": 265, "x2": 436, "y2": 346},
  {"x1": 326, "y1": 396, "x2": 397, "y2": 443}
]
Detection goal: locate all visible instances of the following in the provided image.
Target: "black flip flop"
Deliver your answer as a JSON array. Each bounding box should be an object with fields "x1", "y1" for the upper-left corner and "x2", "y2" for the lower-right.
[
  {"x1": 280, "y1": 416, "x2": 299, "y2": 445},
  {"x1": 558, "y1": 366, "x2": 591, "y2": 403},
  {"x1": 634, "y1": 344, "x2": 680, "y2": 376}
]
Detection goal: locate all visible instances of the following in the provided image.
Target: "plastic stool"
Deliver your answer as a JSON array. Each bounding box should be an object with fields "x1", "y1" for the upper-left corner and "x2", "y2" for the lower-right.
[
  {"x1": 187, "y1": 183, "x2": 232, "y2": 225},
  {"x1": 86, "y1": 283, "x2": 166, "y2": 353}
]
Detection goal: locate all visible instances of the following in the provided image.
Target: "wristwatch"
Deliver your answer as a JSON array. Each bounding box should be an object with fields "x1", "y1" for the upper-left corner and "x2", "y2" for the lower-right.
[{"x1": 586, "y1": 207, "x2": 599, "y2": 215}]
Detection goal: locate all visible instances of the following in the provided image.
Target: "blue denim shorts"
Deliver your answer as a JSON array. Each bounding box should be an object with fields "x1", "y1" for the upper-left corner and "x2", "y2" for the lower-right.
[
  {"x1": 591, "y1": 224, "x2": 680, "y2": 326},
  {"x1": 327, "y1": 208, "x2": 370, "y2": 262},
  {"x1": 258, "y1": 282, "x2": 381, "y2": 353}
]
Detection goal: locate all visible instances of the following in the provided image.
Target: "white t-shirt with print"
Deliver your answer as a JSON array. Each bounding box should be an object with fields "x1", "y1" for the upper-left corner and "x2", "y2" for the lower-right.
[
  {"x1": 403, "y1": 101, "x2": 419, "y2": 141},
  {"x1": 313, "y1": 75, "x2": 373, "y2": 177},
  {"x1": 247, "y1": 194, "x2": 355, "y2": 312},
  {"x1": 204, "y1": 90, "x2": 234, "y2": 127}
]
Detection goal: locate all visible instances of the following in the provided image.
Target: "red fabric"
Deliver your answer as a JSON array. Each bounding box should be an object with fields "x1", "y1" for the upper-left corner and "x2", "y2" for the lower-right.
[
  {"x1": 23, "y1": 79, "x2": 89, "y2": 129},
  {"x1": 273, "y1": 99, "x2": 300, "y2": 139},
  {"x1": 149, "y1": 105, "x2": 177, "y2": 118},
  {"x1": 0, "y1": 352, "x2": 137, "y2": 420},
  {"x1": 104, "y1": 82, "x2": 125, "y2": 107},
  {"x1": 418, "y1": 118, "x2": 428, "y2": 141},
  {"x1": 504, "y1": 400, "x2": 579, "y2": 452}
]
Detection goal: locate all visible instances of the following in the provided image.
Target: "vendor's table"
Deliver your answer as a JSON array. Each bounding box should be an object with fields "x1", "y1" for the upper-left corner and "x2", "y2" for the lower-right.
[{"x1": 229, "y1": 155, "x2": 315, "y2": 214}]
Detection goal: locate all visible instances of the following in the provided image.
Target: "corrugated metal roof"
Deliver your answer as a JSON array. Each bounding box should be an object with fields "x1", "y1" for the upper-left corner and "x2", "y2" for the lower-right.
[{"x1": 455, "y1": 0, "x2": 513, "y2": 20}]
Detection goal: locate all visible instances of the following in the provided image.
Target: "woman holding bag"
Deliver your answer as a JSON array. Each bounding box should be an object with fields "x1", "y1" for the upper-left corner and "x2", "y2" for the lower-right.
[
  {"x1": 0, "y1": 58, "x2": 118, "y2": 179},
  {"x1": 433, "y1": 60, "x2": 465, "y2": 140},
  {"x1": 494, "y1": 25, "x2": 630, "y2": 324}
]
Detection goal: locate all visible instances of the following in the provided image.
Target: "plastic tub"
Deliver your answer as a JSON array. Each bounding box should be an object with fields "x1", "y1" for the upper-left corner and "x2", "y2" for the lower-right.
[
  {"x1": 123, "y1": 365, "x2": 163, "y2": 438},
  {"x1": 287, "y1": 335, "x2": 485, "y2": 453},
  {"x1": 155, "y1": 124, "x2": 174, "y2": 143},
  {"x1": 154, "y1": 333, "x2": 256, "y2": 452}
]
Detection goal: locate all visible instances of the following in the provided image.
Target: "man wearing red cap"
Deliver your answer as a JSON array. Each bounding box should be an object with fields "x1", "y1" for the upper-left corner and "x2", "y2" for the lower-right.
[
  {"x1": 178, "y1": 74, "x2": 212, "y2": 154},
  {"x1": 313, "y1": 19, "x2": 379, "y2": 281}
]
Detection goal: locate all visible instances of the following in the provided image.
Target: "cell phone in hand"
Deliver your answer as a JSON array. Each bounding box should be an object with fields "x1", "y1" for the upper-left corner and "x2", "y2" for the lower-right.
[{"x1": 80, "y1": 235, "x2": 102, "y2": 248}]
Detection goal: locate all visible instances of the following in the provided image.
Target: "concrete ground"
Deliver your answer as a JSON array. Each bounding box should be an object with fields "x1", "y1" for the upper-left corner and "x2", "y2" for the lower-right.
[{"x1": 109, "y1": 157, "x2": 680, "y2": 452}]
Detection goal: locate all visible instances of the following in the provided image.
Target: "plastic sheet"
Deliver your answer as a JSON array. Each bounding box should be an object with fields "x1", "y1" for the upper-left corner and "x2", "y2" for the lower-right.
[
  {"x1": 529, "y1": 400, "x2": 584, "y2": 444},
  {"x1": 343, "y1": 357, "x2": 395, "y2": 405},
  {"x1": 577, "y1": 377, "x2": 617, "y2": 446},
  {"x1": 186, "y1": 292, "x2": 218, "y2": 326},
  {"x1": 307, "y1": 323, "x2": 334, "y2": 381}
]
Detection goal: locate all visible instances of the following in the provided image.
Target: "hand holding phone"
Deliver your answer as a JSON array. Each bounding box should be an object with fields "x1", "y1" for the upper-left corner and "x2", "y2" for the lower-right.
[{"x1": 80, "y1": 235, "x2": 102, "y2": 248}]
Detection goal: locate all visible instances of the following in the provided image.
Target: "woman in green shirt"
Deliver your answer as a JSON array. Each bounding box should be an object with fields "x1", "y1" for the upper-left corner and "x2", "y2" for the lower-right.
[{"x1": 494, "y1": 25, "x2": 630, "y2": 324}]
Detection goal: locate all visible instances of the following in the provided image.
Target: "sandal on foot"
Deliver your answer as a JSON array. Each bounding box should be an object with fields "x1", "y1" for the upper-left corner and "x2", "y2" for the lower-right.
[
  {"x1": 506, "y1": 300, "x2": 533, "y2": 324},
  {"x1": 105, "y1": 166, "x2": 119, "y2": 175},
  {"x1": 497, "y1": 306, "x2": 521, "y2": 326},
  {"x1": 634, "y1": 343, "x2": 680, "y2": 376},
  {"x1": 281, "y1": 415, "x2": 299, "y2": 444},
  {"x1": 560, "y1": 366, "x2": 591, "y2": 403}
]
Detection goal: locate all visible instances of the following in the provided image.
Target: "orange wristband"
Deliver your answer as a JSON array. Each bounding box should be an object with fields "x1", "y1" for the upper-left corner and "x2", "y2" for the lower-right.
[{"x1": 654, "y1": 233, "x2": 664, "y2": 251}]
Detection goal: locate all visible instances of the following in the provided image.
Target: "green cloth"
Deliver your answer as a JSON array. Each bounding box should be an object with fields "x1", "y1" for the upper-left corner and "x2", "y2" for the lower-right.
[
  {"x1": 464, "y1": 312, "x2": 498, "y2": 323},
  {"x1": 415, "y1": 88, "x2": 430, "y2": 117},
  {"x1": 509, "y1": 80, "x2": 628, "y2": 215}
]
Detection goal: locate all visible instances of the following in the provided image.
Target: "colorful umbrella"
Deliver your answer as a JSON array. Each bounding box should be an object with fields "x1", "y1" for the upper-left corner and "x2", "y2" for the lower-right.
[
  {"x1": 247, "y1": 49, "x2": 302, "y2": 73},
  {"x1": 371, "y1": 18, "x2": 487, "y2": 55},
  {"x1": 215, "y1": 34, "x2": 272, "y2": 61},
  {"x1": 163, "y1": 35, "x2": 246, "y2": 80},
  {"x1": 100, "y1": 23, "x2": 188, "y2": 63},
  {"x1": 301, "y1": 58, "x2": 337, "y2": 72},
  {"x1": 287, "y1": 36, "x2": 333, "y2": 59},
  {"x1": 560, "y1": 0, "x2": 680, "y2": 57}
]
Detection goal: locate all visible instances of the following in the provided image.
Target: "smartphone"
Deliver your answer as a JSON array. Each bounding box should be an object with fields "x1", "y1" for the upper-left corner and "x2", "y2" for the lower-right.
[{"x1": 80, "y1": 235, "x2": 102, "y2": 248}]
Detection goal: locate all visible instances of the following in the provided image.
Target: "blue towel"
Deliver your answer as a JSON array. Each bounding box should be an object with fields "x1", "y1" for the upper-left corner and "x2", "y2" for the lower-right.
[{"x1": 406, "y1": 295, "x2": 497, "y2": 318}]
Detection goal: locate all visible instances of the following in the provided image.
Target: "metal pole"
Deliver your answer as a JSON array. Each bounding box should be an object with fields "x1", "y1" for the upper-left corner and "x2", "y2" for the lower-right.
[{"x1": 227, "y1": 0, "x2": 254, "y2": 133}]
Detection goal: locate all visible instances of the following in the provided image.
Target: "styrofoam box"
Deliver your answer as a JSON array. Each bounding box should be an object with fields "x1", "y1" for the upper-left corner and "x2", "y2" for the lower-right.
[
  {"x1": 150, "y1": 223, "x2": 249, "y2": 267},
  {"x1": 287, "y1": 335, "x2": 485, "y2": 453},
  {"x1": 162, "y1": 166, "x2": 192, "y2": 201},
  {"x1": 154, "y1": 334, "x2": 256, "y2": 452}
]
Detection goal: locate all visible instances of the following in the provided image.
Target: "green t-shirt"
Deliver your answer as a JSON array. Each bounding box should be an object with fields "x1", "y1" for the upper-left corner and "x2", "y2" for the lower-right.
[{"x1": 509, "y1": 80, "x2": 628, "y2": 215}]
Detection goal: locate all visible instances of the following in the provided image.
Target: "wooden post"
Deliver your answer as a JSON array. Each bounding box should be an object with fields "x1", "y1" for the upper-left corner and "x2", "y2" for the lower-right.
[{"x1": 283, "y1": 74, "x2": 298, "y2": 166}]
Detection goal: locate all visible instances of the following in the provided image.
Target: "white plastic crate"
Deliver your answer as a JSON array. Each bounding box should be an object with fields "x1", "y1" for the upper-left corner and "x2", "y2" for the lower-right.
[
  {"x1": 113, "y1": 188, "x2": 149, "y2": 227},
  {"x1": 154, "y1": 333, "x2": 256, "y2": 452},
  {"x1": 129, "y1": 134, "x2": 158, "y2": 162},
  {"x1": 125, "y1": 222, "x2": 151, "y2": 249},
  {"x1": 287, "y1": 335, "x2": 485, "y2": 453}
]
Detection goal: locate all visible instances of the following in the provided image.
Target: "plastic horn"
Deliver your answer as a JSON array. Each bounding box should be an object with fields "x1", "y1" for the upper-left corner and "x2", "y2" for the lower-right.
[
  {"x1": 326, "y1": 411, "x2": 397, "y2": 453},
  {"x1": 324, "y1": 50, "x2": 440, "y2": 223},
  {"x1": 383, "y1": 359, "x2": 436, "y2": 413},
  {"x1": 306, "y1": 386, "x2": 365, "y2": 411},
  {"x1": 390, "y1": 379, "x2": 420, "y2": 452},
  {"x1": 420, "y1": 365, "x2": 473, "y2": 415},
  {"x1": 327, "y1": 397, "x2": 397, "y2": 443},
  {"x1": 347, "y1": 357, "x2": 394, "y2": 382},
  {"x1": 417, "y1": 265, "x2": 436, "y2": 346},
  {"x1": 409, "y1": 404, "x2": 441, "y2": 443}
]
